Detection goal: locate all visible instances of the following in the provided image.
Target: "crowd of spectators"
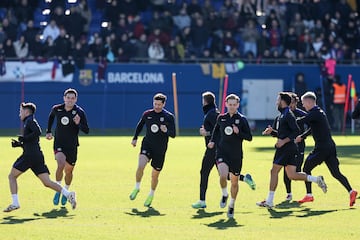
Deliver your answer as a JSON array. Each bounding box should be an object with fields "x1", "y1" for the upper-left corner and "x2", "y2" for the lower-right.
[{"x1": 0, "y1": 0, "x2": 360, "y2": 67}]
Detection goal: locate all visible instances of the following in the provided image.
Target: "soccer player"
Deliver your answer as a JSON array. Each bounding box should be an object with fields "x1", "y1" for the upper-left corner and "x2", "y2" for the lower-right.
[
  {"x1": 46, "y1": 88, "x2": 89, "y2": 206},
  {"x1": 129, "y1": 93, "x2": 176, "y2": 207},
  {"x1": 283, "y1": 92, "x2": 307, "y2": 201},
  {"x1": 192, "y1": 91, "x2": 256, "y2": 209},
  {"x1": 257, "y1": 92, "x2": 327, "y2": 208},
  {"x1": 207, "y1": 94, "x2": 252, "y2": 218},
  {"x1": 295, "y1": 91, "x2": 358, "y2": 206},
  {"x1": 4, "y1": 102, "x2": 76, "y2": 212}
]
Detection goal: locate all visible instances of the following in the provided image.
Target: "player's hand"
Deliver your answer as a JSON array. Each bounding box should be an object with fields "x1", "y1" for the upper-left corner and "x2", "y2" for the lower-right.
[
  {"x1": 11, "y1": 139, "x2": 22, "y2": 148},
  {"x1": 46, "y1": 133, "x2": 53, "y2": 140},
  {"x1": 160, "y1": 124, "x2": 167, "y2": 133},
  {"x1": 232, "y1": 124, "x2": 239, "y2": 134},
  {"x1": 262, "y1": 125, "x2": 273, "y2": 135},
  {"x1": 207, "y1": 142, "x2": 215, "y2": 149},
  {"x1": 73, "y1": 114, "x2": 81, "y2": 125},
  {"x1": 199, "y1": 125, "x2": 207, "y2": 136},
  {"x1": 131, "y1": 139, "x2": 137, "y2": 147},
  {"x1": 275, "y1": 138, "x2": 289, "y2": 148},
  {"x1": 295, "y1": 136, "x2": 302, "y2": 143}
]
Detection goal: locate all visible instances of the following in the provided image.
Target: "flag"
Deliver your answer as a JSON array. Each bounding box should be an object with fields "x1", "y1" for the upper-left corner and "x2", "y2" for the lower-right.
[
  {"x1": 224, "y1": 63, "x2": 239, "y2": 73},
  {"x1": 200, "y1": 63, "x2": 210, "y2": 75},
  {"x1": 212, "y1": 63, "x2": 225, "y2": 79},
  {"x1": 51, "y1": 59, "x2": 59, "y2": 80},
  {"x1": 351, "y1": 80, "x2": 356, "y2": 99}
]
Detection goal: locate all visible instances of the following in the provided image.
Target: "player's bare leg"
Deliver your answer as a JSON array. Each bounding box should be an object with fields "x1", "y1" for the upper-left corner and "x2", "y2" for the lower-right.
[
  {"x1": 130, "y1": 154, "x2": 148, "y2": 200},
  {"x1": 144, "y1": 168, "x2": 160, "y2": 207},
  {"x1": 228, "y1": 173, "x2": 239, "y2": 218},
  {"x1": 217, "y1": 163, "x2": 229, "y2": 208},
  {"x1": 55, "y1": 152, "x2": 66, "y2": 182},
  {"x1": 257, "y1": 164, "x2": 282, "y2": 208},
  {"x1": 38, "y1": 173, "x2": 77, "y2": 209},
  {"x1": 53, "y1": 152, "x2": 66, "y2": 205},
  {"x1": 4, "y1": 168, "x2": 22, "y2": 212}
]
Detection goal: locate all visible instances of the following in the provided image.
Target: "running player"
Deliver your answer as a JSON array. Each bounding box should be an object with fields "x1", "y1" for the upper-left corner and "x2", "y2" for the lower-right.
[
  {"x1": 296, "y1": 91, "x2": 358, "y2": 206},
  {"x1": 4, "y1": 102, "x2": 76, "y2": 212},
  {"x1": 208, "y1": 94, "x2": 253, "y2": 218},
  {"x1": 129, "y1": 93, "x2": 176, "y2": 207},
  {"x1": 192, "y1": 91, "x2": 256, "y2": 209},
  {"x1": 257, "y1": 92, "x2": 327, "y2": 208},
  {"x1": 283, "y1": 92, "x2": 307, "y2": 201},
  {"x1": 46, "y1": 88, "x2": 89, "y2": 206}
]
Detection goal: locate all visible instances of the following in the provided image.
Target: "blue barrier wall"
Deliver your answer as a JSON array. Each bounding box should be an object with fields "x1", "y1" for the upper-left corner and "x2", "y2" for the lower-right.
[{"x1": 1, "y1": 63, "x2": 359, "y2": 130}]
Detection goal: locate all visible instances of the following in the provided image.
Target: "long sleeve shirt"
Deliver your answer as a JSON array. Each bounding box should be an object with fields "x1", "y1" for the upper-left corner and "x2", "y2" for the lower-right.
[
  {"x1": 133, "y1": 109, "x2": 176, "y2": 152},
  {"x1": 297, "y1": 105, "x2": 335, "y2": 149},
  {"x1": 270, "y1": 107, "x2": 300, "y2": 142}
]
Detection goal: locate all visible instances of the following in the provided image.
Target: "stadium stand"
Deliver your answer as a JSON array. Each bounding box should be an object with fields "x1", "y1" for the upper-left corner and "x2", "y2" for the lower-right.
[{"x1": 0, "y1": 0, "x2": 359, "y2": 64}]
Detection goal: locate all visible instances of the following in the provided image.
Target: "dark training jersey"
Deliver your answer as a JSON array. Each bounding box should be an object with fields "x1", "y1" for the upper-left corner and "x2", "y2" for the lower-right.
[
  {"x1": 22, "y1": 115, "x2": 42, "y2": 155},
  {"x1": 202, "y1": 103, "x2": 219, "y2": 146},
  {"x1": 133, "y1": 109, "x2": 176, "y2": 152},
  {"x1": 297, "y1": 105, "x2": 335, "y2": 149},
  {"x1": 293, "y1": 107, "x2": 308, "y2": 152},
  {"x1": 270, "y1": 107, "x2": 300, "y2": 142},
  {"x1": 211, "y1": 112, "x2": 252, "y2": 156},
  {"x1": 46, "y1": 103, "x2": 89, "y2": 149}
]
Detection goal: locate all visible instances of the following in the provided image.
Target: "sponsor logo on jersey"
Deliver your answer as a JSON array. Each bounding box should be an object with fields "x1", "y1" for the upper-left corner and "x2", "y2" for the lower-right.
[
  {"x1": 151, "y1": 124, "x2": 159, "y2": 133},
  {"x1": 61, "y1": 116, "x2": 70, "y2": 125},
  {"x1": 224, "y1": 126, "x2": 233, "y2": 135}
]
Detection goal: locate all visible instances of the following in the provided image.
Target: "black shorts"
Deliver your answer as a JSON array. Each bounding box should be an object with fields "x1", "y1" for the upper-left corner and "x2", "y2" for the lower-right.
[
  {"x1": 54, "y1": 146, "x2": 78, "y2": 166},
  {"x1": 215, "y1": 149, "x2": 242, "y2": 176},
  {"x1": 13, "y1": 152, "x2": 50, "y2": 176},
  {"x1": 273, "y1": 142, "x2": 298, "y2": 166},
  {"x1": 140, "y1": 141, "x2": 166, "y2": 171},
  {"x1": 305, "y1": 147, "x2": 339, "y2": 167}
]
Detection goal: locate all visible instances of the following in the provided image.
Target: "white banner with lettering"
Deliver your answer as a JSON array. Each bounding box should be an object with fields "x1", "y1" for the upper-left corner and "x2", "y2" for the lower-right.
[{"x1": 0, "y1": 61, "x2": 73, "y2": 82}]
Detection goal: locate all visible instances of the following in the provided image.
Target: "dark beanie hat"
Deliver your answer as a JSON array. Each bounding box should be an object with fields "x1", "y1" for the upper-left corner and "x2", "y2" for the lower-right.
[{"x1": 279, "y1": 92, "x2": 291, "y2": 105}]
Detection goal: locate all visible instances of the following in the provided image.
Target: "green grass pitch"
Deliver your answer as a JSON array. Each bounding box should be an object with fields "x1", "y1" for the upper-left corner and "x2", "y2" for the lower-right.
[{"x1": 0, "y1": 135, "x2": 359, "y2": 239}]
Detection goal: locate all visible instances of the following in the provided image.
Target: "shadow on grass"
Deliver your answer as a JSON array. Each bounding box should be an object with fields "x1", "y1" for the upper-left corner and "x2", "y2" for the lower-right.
[
  {"x1": 125, "y1": 207, "x2": 165, "y2": 218},
  {"x1": 191, "y1": 209, "x2": 223, "y2": 219},
  {"x1": 275, "y1": 200, "x2": 301, "y2": 209},
  {"x1": 1, "y1": 208, "x2": 74, "y2": 224},
  {"x1": 267, "y1": 208, "x2": 294, "y2": 218},
  {"x1": 33, "y1": 207, "x2": 74, "y2": 219},
  {"x1": 267, "y1": 206, "x2": 340, "y2": 219},
  {"x1": 1, "y1": 216, "x2": 41, "y2": 224},
  {"x1": 296, "y1": 208, "x2": 339, "y2": 218},
  {"x1": 205, "y1": 218, "x2": 243, "y2": 230}
]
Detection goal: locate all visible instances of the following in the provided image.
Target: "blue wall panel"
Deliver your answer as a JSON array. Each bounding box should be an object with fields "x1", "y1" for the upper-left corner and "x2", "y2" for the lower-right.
[{"x1": 1, "y1": 63, "x2": 359, "y2": 130}]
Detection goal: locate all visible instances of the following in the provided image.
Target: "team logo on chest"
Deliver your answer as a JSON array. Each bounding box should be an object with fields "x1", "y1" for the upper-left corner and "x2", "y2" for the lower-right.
[
  {"x1": 61, "y1": 116, "x2": 70, "y2": 125},
  {"x1": 224, "y1": 126, "x2": 233, "y2": 135},
  {"x1": 160, "y1": 117, "x2": 164, "y2": 122},
  {"x1": 151, "y1": 124, "x2": 159, "y2": 133},
  {"x1": 72, "y1": 110, "x2": 77, "y2": 115},
  {"x1": 235, "y1": 119, "x2": 240, "y2": 124}
]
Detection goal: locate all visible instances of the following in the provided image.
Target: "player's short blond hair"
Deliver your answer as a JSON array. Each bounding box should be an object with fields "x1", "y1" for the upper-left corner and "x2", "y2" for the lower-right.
[
  {"x1": 225, "y1": 94, "x2": 240, "y2": 103},
  {"x1": 301, "y1": 91, "x2": 317, "y2": 101}
]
